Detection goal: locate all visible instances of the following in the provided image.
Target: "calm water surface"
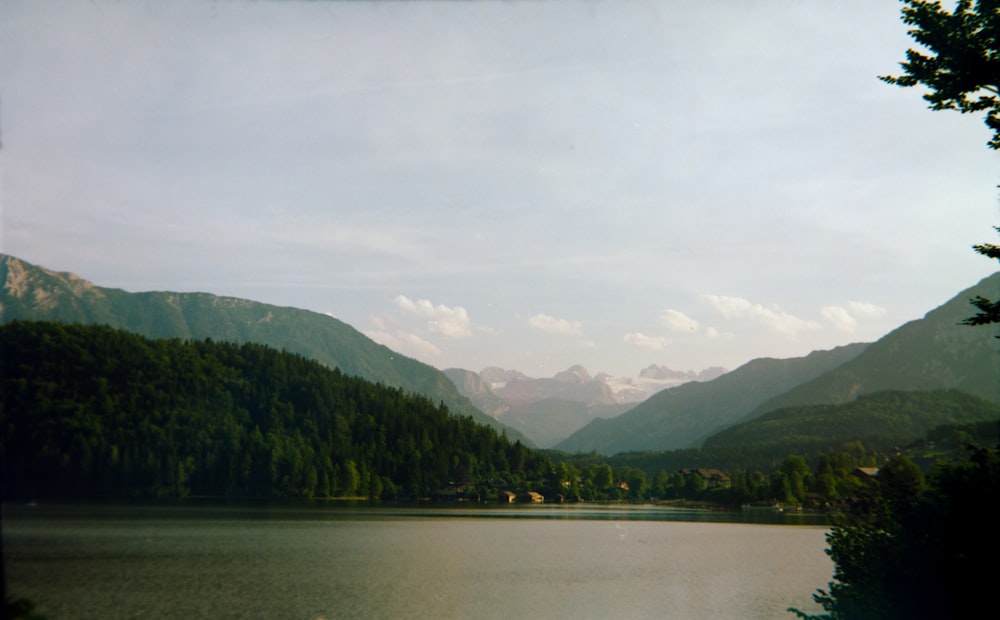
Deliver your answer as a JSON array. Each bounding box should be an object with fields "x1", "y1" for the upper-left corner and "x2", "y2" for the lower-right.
[{"x1": 3, "y1": 503, "x2": 833, "y2": 620}]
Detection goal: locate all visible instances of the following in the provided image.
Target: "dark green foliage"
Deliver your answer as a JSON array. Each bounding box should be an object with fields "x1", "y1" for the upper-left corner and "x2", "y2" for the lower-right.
[
  {"x1": 0, "y1": 321, "x2": 525, "y2": 500},
  {"x1": 791, "y1": 447, "x2": 1000, "y2": 619},
  {"x1": 599, "y1": 390, "x2": 999, "y2": 486},
  {"x1": 880, "y1": 0, "x2": 1000, "y2": 149},
  {"x1": 962, "y1": 226, "x2": 1000, "y2": 331},
  {"x1": 2, "y1": 597, "x2": 46, "y2": 620}
]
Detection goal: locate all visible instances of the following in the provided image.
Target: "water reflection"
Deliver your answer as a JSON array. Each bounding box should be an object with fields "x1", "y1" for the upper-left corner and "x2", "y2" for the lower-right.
[
  {"x1": 4, "y1": 500, "x2": 829, "y2": 526},
  {"x1": 4, "y1": 502, "x2": 833, "y2": 619}
]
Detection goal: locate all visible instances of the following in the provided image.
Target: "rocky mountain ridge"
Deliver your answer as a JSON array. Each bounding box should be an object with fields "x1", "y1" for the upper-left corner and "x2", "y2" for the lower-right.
[{"x1": 446, "y1": 363, "x2": 728, "y2": 447}]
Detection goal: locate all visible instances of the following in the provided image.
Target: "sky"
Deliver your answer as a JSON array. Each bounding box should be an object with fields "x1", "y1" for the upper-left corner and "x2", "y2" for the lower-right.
[{"x1": 1, "y1": 0, "x2": 998, "y2": 379}]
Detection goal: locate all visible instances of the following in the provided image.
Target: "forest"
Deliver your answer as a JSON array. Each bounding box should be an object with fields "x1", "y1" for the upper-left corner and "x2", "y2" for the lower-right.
[
  {"x1": 0, "y1": 321, "x2": 545, "y2": 500},
  {"x1": 2, "y1": 321, "x2": 995, "y2": 509}
]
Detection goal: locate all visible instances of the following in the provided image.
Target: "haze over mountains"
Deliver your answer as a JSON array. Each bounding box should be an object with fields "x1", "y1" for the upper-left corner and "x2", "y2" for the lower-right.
[
  {"x1": 445, "y1": 364, "x2": 726, "y2": 447},
  {"x1": 3, "y1": 253, "x2": 998, "y2": 458}
]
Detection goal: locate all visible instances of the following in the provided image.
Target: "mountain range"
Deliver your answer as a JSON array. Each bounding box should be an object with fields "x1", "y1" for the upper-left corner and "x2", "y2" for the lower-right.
[
  {"x1": 4, "y1": 253, "x2": 998, "y2": 459},
  {"x1": 0, "y1": 254, "x2": 528, "y2": 443},
  {"x1": 556, "y1": 271, "x2": 1000, "y2": 455},
  {"x1": 445, "y1": 364, "x2": 726, "y2": 447}
]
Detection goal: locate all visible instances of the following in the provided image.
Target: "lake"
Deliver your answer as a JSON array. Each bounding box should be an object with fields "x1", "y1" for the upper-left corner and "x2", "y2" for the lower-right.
[{"x1": 3, "y1": 503, "x2": 834, "y2": 619}]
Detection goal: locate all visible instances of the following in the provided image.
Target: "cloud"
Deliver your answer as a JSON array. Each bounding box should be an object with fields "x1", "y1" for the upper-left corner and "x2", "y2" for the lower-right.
[
  {"x1": 624, "y1": 332, "x2": 669, "y2": 350},
  {"x1": 704, "y1": 326, "x2": 731, "y2": 340},
  {"x1": 821, "y1": 301, "x2": 888, "y2": 332},
  {"x1": 847, "y1": 301, "x2": 888, "y2": 319},
  {"x1": 528, "y1": 313, "x2": 583, "y2": 336},
  {"x1": 821, "y1": 306, "x2": 857, "y2": 332},
  {"x1": 365, "y1": 328, "x2": 443, "y2": 360},
  {"x1": 704, "y1": 295, "x2": 821, "y2": 336},
  {"x1": 393, "y1": 294, "x2": 472, "y2": 337},
  {"x1": 660, "y1": 309, "x2": 700, "y2": 332}
]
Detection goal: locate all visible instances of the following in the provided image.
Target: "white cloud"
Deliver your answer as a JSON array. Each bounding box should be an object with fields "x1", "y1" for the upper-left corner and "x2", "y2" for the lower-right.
[
  {"x1": 704, "y1": 295, "x2": 821, "y2": 336},
  {"x1": 660, "y1": 309, "x2": 700, "y2": 332},
  {"x1": 821, "y1": 306, "x2": 858, "y2": 333},
  {"x1": 821, "y1": 301, "x2": 888, "y2": 333},
  {"x1": 528, "y1": 313, "x2": 583, "y2": 336},
  {"x1": 393, "y1": 294, "x2": 472, "y2": 338},
  {"x1": 365, "y1": 329, "x2": 443, "y2": 360},
  {"x1": 624, "y1": 332, "x2": 669, "y2": 350},
  {"x1": 704, "y1": 326, "x2": 734, "y2": 340},
  {"x1": 847, "y1": 301, "x2": 888, "y2": 319}
]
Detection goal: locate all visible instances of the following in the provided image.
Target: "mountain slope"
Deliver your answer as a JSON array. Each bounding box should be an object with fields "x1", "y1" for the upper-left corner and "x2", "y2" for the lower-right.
[
  {"x1": 703, "y1": 389, "x2": 1000, "y2": 454},
  {"x1": 555, "y1": 343, "x2": 869, "y2": 455},
  {"x1": 494, "y1": 399, "x2": 632, "y2": 448},
  {"x1": 556, "y1": 272, "x2": 1000, "y2": 456},
  {"x1": 746, "y1": 272, "x2": 1000, "y2": 418},
  {"x1": 0, "y1": 254, "x2": 526, "y2": 442},
  {"x1": 443, "y1": 368, "x2": 510, "y2": 419}
]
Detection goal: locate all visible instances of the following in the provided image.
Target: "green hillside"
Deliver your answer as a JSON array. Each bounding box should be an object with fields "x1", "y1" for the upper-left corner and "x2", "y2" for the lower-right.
[
  {"x1": 0, "y1": 321, "x2": 538, "y2": 500},
  {"x1": 747, "y1": 272, "x2": 1000, "y2": 418},
  {"x1": 0, "y1": 254, "x2": 526, "y2": 442},
  {"x1": 704, "y1": 389, "x2": 1000, "y2": 454},
  {"x1": 554, "y1": 343, "x2": 868, "y2": 454},
  {"x1": 556, "y1": 272, "x2": 1000, "y2": 456}
]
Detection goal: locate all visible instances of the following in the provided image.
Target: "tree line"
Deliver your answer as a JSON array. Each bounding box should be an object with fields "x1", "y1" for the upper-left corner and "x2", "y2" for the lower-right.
[
  {"x1": 3, "y1": 321, "x2": 995, "y2": 511},
  {"x1": 0, "y1": 321, "x2": 542, "y2": 500}
]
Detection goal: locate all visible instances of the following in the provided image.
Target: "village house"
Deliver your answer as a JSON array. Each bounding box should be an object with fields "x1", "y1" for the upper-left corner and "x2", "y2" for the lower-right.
[{"x1": 851, "y1": 467, "x2": 880, "y2": 483}]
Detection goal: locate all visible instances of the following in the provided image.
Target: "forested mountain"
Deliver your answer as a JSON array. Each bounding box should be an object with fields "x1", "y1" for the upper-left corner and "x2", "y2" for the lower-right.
[
  {"x1": 0, "y1": 254, "x2": 526, "y2": 442},
  {"x1": 0, "y1": 321, "x2": 543, "y2": 499},
  {"x1": 556, "y1": 272, "x2": 1000, "y2": 456},
  {"x1": 554, "y1": 343, "x2": 869, "y2": 455},
  {"x1": 602, "y1": 390, "x2": 1000, "y2": 478},
  {"x1": 703, "y1": 389, "x2": 1000, "y2": 455},
  {"x1": 744, "y1": 272, "x2": 1000, "y2": 417}
]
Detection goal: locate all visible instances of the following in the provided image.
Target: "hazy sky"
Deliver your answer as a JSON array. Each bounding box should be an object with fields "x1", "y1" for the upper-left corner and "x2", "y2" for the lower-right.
[{"x1": 2, "y1": 0, "x2": 998, "y2": 378}]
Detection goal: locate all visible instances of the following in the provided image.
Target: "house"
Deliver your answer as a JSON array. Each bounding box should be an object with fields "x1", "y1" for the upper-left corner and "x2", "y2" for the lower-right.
[
  {"x1": 851, "y1": 467, "x2": 880, "y2": 482},
  {"x1": 498, "y1": 490, "x2": 517, "y2": 503},
  {"x1": 519, "y1": 491, "x2": 544, "y2": 503}
]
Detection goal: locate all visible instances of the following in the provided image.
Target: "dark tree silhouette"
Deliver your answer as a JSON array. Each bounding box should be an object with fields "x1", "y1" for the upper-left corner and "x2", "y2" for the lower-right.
[
  {"x1": 880, "y1": 0, "x2": 1000, "y2": 328},
  {"x1": 962, "y1": 225, "x2": 1000, "y2": 330},
  {"x1": 879, "y1": 0, "x2": 1000, "y2": 149}
]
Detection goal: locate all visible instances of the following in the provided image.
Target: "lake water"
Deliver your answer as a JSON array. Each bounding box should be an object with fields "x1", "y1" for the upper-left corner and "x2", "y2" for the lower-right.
[{"x1": 3, "y1": 503, "x2": 833, "y2": 620}]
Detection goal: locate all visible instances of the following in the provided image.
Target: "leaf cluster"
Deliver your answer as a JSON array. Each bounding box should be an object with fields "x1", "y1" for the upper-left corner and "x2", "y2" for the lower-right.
[
  {"x1": 962, "y1": 226, "x2": 1000, "y2": 330},
  {"x1": 880, "y1": 0, "x2": 1000, "y2": 148}
]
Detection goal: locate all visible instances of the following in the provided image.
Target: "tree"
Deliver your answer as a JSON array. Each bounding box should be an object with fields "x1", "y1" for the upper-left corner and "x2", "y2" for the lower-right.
[
  {"x1": 880, "y1": 0, "x2": 1000, "y2": 327},
  {"x1": 879, "y1": 0, "x2": 1000, "y2": 149},
  {"x1": 961, "y1": 225, "x2": 1000, "y2": 330},
  {"x1": 791, "y1": 448, "x2": 1000, "y2": 619}
]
